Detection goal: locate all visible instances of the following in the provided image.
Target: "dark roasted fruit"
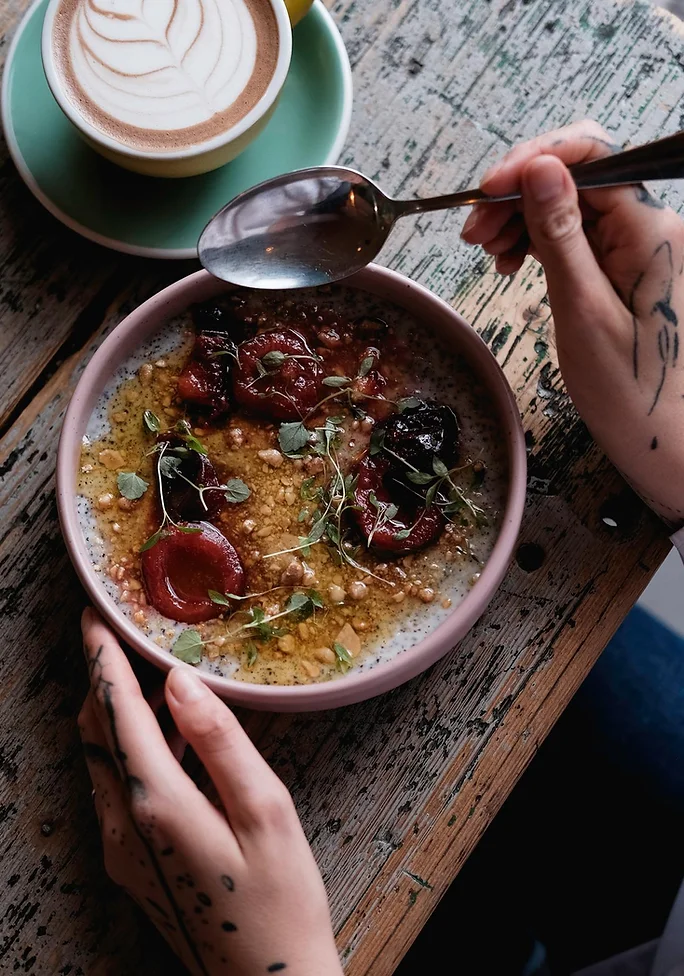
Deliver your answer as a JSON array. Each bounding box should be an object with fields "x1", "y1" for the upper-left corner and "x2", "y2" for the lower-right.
[
  {"x1": 352, "y1": 454, "x2": 444, "y2": 554},
  {"x1": 157, "y1": 436, "x2": 224, "y2": 522},
  {"x1": 191, "y1": 300, "x2": 248, "y2": 342},
  {"x1": 232, "y1": 329, "x2": 325, "y2": 421},
  {"x1": 177, "y1": 332, "x2": 238, "y2": 418},
  {"x1": 142, "y1": 522, "x2": 245, "y2": 624},
  {"x1": 382, "y1": 401, "x2": 459, "y2": 473},
  {"x1": 354, "y1": 316, "x2": 388, "y2": 340}
]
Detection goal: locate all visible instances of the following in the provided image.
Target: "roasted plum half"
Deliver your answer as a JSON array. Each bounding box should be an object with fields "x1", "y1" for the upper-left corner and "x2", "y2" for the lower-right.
[
  {"x1": 382, "y1": 401, "x2": 460, "y2": 473},
  {"x1": 177, "y1": 331, "x2": 236, "y2": 418},
  {"x1": 157, "y1": 436, "x2": 224, "y2": 522},
  {"x1": 142, "y1": 522, "x2": 245, "y2": 624},
  {"x1": 352, "y1": 454, "x2": 444, "y2": 555},
  {"x1": 232, "y1": 329, "x2": 325, "y2": 421}
]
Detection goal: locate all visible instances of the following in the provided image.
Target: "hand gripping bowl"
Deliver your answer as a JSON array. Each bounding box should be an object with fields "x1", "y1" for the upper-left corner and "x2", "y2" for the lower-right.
[{"x1": 57, "y1": 267, "x2": 526, "y2": 711}]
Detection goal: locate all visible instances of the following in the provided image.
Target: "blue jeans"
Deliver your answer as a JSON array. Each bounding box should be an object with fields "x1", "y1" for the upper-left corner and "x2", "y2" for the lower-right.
[{"x1": 397, "y1": 606, "x2": 684, "y2": 975}]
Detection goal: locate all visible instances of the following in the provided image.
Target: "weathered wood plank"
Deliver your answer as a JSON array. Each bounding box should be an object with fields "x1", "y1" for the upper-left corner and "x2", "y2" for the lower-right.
[{"x1": 1, "y1": 0, "x2": 683, "y2": 973}]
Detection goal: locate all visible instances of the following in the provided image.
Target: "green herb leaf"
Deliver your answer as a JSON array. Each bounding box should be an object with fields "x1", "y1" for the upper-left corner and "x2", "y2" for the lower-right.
[
  {"x1": 432, "y1": 457, "x2": 449, "y2": 477},
  {"x1": 307, "y1": 589, "x2": 324, "y2": 609},
  {"x1": 369, "y1": 428, "x2": 386, "y2": 455},
  {"x1": 368, "y1": 490, "x2": 379, "y2": 510},
  {"x1": 397, "y1": 396, "x2": 421, "y2": 413},
  {"x1": 333, "y1": 641, "x2": 353, "y2": 672},
  {"x1": 185, "y1": 433, "x2": 208, "y2": 455},
  {"x1": 307, "y1": 516, "x2": 328, "y2": 544},
  {"x1": 297, "y1": 507, "x2": 309, "y2": 523},
  {"x1": 322, "y1": 375, "x2": 351, "y2": 388},
  {"x1": 285, "y1": 592, "x2": 312, "y2": 619},
  {"x1": 279, "y1": 421, "x2": 310, "y2": 455},
  {"x1": 177, "y1": 525, "x2": 203, "y2": 535},
  {"x1": 406, "y1": 470, "x2": 435, "y2": 485},
  {"x1": 386, "y1": 502, "x2": 399, "y2": 520},
  {"x1": 174, "y1": 420, "x2": 207, "y2": 455},
  {"x1": 143, "y1": 409, "x2": 162, "y2": 433},
  {"x1": 425, "y1": 482, "x2": 439, "y2": 507},
  {"x1": 172, "y1": 629, "x2": 204, "y2": 664},
  {"x1": 224, "y1": 478, "x2": 250, "y2": 504},
  {"x1": 159, "y1": 455, "x2": 183, "y2": 479},
  {"x1": 262, "y1": 350, "x2": 287, "y2": 369},
  {"x1": 300, "y1": 476, "x2": 318, "y2": 500},
  {"x1": 245, "y1": 642, "x2": 258, "y2": 669},
  {"x1": 394, "y1": 528, "x2": 412, "y2": 540},
  {"x1": 357, "y1": 356, "x2": 374, "y2": 378},
  {"x1": 140, "y1": 528, "x2": 167, "y2": 552},
  {"x1": 208, "y1": 590, "x2": 232, "y2": 607},
  {"x1": 117, "y1": 471, "x2": 149, "y2": 500}
]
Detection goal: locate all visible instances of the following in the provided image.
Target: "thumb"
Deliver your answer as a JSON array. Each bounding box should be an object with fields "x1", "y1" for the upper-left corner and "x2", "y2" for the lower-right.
[{"x1": 521, "y1": 154, "x2": 611, "y2": 310}]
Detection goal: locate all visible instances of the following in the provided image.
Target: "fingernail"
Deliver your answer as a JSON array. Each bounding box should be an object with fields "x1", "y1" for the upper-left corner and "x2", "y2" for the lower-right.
[
  {"x1": 167, "y1": 666, "x2": 208, "y2": 703},
  {"x1": 525, "y1": 156, "x2": 565, "y2": 203}
]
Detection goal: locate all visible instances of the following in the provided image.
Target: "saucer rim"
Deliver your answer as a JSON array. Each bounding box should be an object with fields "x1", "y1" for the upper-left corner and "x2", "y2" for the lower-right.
[{"x1": 1, "y1": 0, "x2": 353, "y2": 260}]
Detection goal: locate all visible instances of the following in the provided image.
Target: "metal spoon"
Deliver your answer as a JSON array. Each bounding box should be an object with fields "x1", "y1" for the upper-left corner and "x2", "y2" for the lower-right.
[{"x1": 198, "y1": 130, "x2": 684, "y2": 289}]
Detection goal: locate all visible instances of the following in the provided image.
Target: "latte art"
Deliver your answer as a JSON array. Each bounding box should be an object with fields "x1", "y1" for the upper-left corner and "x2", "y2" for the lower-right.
[{"x1": 52, "y1": 0, "x2": 280, "y2": 152}]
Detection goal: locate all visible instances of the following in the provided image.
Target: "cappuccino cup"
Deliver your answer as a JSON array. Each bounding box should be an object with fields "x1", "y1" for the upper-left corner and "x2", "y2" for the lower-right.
[{"x1": 41, "y1": 0, "x2": 293, "y2": 178}]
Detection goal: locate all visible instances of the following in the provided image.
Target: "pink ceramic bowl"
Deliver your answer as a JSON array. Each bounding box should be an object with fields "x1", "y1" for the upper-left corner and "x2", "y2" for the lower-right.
[{"x1": 57, "y1": 266, "x2": 526, "y2": 711}]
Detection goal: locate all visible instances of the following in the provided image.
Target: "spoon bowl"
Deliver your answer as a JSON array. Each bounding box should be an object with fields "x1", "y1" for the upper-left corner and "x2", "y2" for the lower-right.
[{"x1": 199, "y1": 166, "x2": 395, "y2": 288}]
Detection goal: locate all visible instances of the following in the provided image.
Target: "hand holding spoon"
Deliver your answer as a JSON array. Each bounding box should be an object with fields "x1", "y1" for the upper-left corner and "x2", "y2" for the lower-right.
[{"x1": 198, "y1": 130, "x2": 684, "y2": 289}]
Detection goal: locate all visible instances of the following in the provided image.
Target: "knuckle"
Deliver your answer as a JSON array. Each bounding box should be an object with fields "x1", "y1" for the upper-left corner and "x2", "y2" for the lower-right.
[
  {"x1": 581, "y1": 118, "x2": 607, "y2": 138},
  {"x1": 538, "y1": 204, "x2": 582, "y2": 244},
  {"x1": 249, "y1": 782, "x2": 296, "y2": 830},
  {"x1": 185, "y1": 702, "x2": 236, "y2": 753}
]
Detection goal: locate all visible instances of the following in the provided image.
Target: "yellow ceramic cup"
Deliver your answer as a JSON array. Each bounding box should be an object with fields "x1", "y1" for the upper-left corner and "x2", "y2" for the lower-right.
[
  {"x1": 285, "y1": 0, "x2": 315, "y2": 26},
  {"x1": 41, "y1": 0, "x2": 293, "y2": 179}
]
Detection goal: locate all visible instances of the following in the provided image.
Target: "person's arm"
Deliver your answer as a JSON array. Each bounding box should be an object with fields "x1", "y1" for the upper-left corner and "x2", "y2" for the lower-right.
[
  {"x1": 80, "y1": 607, "x2": 343, "y2": 976},
  {"x1": 462, "y1": 118, "x2": 684, "y2": 527}
]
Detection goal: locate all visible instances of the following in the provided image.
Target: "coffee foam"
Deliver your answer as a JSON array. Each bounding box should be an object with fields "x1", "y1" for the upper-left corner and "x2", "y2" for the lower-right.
[{"x1": 51, "y1": 0, "x2": 280, "y2": 153}]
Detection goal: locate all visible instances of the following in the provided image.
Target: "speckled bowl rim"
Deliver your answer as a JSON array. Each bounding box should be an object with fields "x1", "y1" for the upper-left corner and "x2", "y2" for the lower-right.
[{"x1": 57, "y1": 266, "x2": 527, "y2": 711}]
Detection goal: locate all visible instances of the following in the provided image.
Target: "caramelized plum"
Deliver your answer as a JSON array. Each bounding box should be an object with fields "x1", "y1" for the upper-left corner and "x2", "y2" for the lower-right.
[
  {"x1": 232, "y1": 329, "x2": 325, "y2": 421},
  {"x1": 382, "y1": 401, "x2": 459, "y2": 473},
  {"x1": 157, "y1": 437, "x2": 224, "y2": 521},
  {"x1": 177, "y1": 332, "x2": 235, "y2": 418},
  {"x1": 142, "y1": 522, "x2": 245, "y2": 624},
  {"x1": 352, "y1": 454, "x2": 444, "y2": 555}
]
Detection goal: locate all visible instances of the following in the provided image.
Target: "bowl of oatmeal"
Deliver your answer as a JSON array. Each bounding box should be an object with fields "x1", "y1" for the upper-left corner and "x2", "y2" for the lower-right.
[{"x1": 57, "y1": 266, "x2": 526, "y2": 711}]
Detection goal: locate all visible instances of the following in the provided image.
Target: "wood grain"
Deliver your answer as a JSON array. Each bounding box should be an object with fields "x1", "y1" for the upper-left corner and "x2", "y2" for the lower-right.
[{"x1": 1, "y1": 0, "x2": 684, "y2": 973}]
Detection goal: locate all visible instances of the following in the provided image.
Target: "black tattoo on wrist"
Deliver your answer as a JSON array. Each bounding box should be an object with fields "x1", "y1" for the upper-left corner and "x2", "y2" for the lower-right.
[
  {"x1": 267, "y1": 965, "x2": 287, "y2": 972},
  {"x1": 629, "y1": 240, "x2": 679, "y2": 414},
  {"x1": 221, "y1": 921, "x2": 238, "y2": 932}
]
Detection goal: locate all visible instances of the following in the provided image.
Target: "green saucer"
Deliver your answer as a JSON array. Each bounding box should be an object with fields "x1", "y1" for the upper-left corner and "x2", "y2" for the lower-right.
[{"x1": 1, "y1": 0, "x2": 352, "y2": 258}]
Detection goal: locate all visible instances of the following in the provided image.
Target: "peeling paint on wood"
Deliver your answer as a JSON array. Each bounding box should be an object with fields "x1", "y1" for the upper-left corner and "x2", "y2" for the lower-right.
[{"x1": 1, "y1": 0, "x2": 683, "y2": 973}]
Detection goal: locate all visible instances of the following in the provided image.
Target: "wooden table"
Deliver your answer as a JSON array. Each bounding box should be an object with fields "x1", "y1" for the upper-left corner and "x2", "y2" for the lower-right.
[{"x1": 2, "y1": 0, "x2": 684, "y2": 972}]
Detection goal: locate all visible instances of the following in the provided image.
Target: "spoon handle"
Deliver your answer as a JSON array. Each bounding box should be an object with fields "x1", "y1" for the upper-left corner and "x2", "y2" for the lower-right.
[{"x1": 394, "y1": 130, "x2": 684, "y2": 213}]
